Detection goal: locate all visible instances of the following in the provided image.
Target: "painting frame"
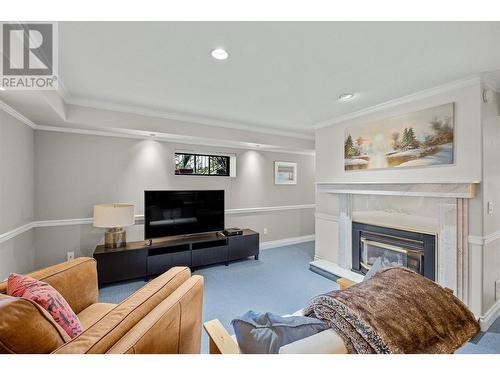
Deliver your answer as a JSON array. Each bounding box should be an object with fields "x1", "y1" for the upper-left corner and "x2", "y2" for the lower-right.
[
  {"x1": 274, "y1": 161, "x2": 297, "y2": 185},
  {"x1": 344, "y1": 103, "x2": 455, "y2": 172}
]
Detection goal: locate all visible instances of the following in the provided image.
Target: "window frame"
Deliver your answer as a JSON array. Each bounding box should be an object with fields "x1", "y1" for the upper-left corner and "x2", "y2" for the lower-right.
[{"x1": 174, "y1": 152, "x2": 231, "y2": 177}]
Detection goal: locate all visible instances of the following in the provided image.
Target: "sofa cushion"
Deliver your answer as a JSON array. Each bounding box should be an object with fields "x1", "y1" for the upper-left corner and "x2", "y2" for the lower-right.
[
  {"x1": 77, "y1": 303, "x2": 116, "y2": 330},
  {"x1": 278, "y1": 328, "x2": 348, "y2": 354},
  {"x1": 7, "y1": 273, "x2": 83, "y2": 338},
  {"x1": 53, "y1": 266, "x2": 192, "y2": 354},
  {"x1": 231, "y1": 311, "x2": 329, "y2": 354},
  {"x1": 0, "y1": 257, "x2": 98, "y2": 315},
  {"x1": 0, "y1": 294, "x2": 70, "y2": 354}
]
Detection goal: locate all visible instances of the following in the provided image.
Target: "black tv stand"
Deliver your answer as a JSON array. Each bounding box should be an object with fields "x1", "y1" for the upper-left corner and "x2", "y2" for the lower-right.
[{"x1": 93, "y1": 229, "x2": 259, "y2": 285}]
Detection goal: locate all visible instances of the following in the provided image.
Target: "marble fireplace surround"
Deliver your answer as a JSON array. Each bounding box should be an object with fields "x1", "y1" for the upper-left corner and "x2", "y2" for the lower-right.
[{"x1": 312, "y1": 182, "x2": 478, "y2": 305}]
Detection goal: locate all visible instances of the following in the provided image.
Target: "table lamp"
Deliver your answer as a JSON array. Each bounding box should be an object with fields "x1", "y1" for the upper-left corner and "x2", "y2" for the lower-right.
[{"x1": 93, "y1": 203, "x2": 135, "y2": 249}]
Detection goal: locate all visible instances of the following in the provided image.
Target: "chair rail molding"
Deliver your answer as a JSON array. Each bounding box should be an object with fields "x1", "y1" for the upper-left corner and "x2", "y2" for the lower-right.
[{"x1": 0, "y1": 203, "x2": 316, "y2": 244}]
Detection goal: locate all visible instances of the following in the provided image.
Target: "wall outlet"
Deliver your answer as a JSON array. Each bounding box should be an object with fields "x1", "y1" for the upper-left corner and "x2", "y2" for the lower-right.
[
  {"x1": 67, "y1": 251, "x2": 75, "y2": 261},
  {"x1": 488, "y1": 201, "x2": 494, "y2": 215},
  {"x1": 263, "y1": 228, "x2": 268, "y2": 235},
  {"x1": 496, "y1": 278, "x2": 500, "y2": 301}
]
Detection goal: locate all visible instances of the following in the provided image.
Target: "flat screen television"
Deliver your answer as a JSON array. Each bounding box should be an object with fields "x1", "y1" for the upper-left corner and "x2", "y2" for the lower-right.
[{"x1": 144, "y1": 190, "x2": 224, "y2": 239}]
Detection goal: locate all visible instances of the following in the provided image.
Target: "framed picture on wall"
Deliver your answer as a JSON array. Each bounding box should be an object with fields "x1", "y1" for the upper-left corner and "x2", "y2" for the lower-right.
[
  {"x1": 274, "y1": 161, "x2": 297, "y2": 185},
  {"x1": 344, "y1": 103, "x2": 455, "y2": 171}
]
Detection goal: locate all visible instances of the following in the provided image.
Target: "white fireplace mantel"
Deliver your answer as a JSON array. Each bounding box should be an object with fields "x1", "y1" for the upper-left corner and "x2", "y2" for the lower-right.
[
  {"x1": 316, "y1": 182, "x2": 478, "y2": 199},
  {"x1": 312, "y1": 181, "x2": 477, "y2": 306}
]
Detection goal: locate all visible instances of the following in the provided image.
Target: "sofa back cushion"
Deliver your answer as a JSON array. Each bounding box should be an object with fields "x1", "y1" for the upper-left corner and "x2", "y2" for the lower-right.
[
  {"x1": 0, "y1": 258, "x2": 98, "y2": 315},
  {"x1": 7, "y1": 274, "x2": 83, "y2": 338},
  {"x1": 0, "y1": 294, "x2": 70, "y2": 354},
  {"x1": 53, "y1": 266, "x2": 191, "y2": 354}
]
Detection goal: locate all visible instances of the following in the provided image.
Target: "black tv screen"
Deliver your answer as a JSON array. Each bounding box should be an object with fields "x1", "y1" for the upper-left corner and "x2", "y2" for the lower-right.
[{"x1": 144, "y1": 190, "x2": 224, "y2": 239}]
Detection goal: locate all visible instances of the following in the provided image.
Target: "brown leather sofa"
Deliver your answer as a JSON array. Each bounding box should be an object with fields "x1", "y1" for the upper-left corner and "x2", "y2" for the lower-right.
[{"x1": 0, "y1": 257, "x2": 204, "y2": 354}]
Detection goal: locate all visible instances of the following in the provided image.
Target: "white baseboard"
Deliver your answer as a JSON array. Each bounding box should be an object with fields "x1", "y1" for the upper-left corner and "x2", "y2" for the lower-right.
[
  {"x1": 479, "y1": 298, "x2": 500, "y2": 331},
  {"x1": 260, "y1": 234, "x2": 315, "y2": 250}
]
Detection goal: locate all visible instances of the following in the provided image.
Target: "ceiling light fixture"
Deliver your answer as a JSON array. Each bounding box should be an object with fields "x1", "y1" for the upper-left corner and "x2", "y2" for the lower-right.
[
  {"x1": 211, "y1": 48, "x2": 229, "y2": 60},
  {"x1": 338, "y1": 93, "x2": 355, "y2": 102}
]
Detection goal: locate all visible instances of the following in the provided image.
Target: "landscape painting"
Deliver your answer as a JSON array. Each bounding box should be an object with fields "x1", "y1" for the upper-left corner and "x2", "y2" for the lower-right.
[{"x1": 344, "y1": 103, "x2": 454, "y2": 171}]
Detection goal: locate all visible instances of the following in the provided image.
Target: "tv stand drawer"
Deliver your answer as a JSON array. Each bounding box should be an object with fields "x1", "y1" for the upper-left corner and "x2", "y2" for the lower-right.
[
  {"x1": 192, "y1": 245, "x2": 228, "y2": 267},
  {"x1": 95, "y1": 248, "x2": 147, "y2": 285},
  {"x1": 147, "y1": 250, "x2": 191, "y2": 276}
]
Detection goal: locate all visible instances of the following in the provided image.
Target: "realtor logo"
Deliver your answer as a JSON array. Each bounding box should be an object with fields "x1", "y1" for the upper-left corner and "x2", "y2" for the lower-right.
[{"x1": 1, "y1": 22, "x2": 58, "y2": 90}]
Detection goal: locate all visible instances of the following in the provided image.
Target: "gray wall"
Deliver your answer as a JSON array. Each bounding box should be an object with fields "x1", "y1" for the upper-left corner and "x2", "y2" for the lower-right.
[
  {"x1": 33, "y1": 131, "x2": 315, "y2": 268},
  {"x1": 480, "y1": 88, "x2": 500, "y2": 313},
  {"x1": 0, "y1": 108, "x2": 35, "y2": 279}
]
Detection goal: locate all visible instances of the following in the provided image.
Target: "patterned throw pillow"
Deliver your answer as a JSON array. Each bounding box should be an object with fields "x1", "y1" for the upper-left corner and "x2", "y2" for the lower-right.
[{"x1": 7, "y1": 274, "x2": 83, "y2": 338}]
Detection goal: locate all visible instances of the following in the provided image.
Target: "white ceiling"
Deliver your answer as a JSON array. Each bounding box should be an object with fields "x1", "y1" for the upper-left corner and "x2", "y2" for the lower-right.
[
  {"x1": 2, "y1": 22, "x2": 500, "y2": 140},
  {"x1": 56, "y1": 22, "x2": 500, "y2": 135}
]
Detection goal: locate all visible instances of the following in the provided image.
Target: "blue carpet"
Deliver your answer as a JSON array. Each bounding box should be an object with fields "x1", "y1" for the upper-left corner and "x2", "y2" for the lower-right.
[
  {"x1": 99, "y1": 241, "x2": 500, "y2": 354},
  {"x1": 459, "y1": 332, "x2": 500, "y2": 354},
  {"x1": 99, "y1": 241, "x2": 335, "y2": 353}
]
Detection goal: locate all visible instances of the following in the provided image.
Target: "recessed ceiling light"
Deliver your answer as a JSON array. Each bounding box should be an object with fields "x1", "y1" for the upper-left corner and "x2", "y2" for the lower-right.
[
  {"x1": 338, "y1": 93, "x2": 355, "y2": 102},
  {"x1": 211, "y1": 48, "x2": 229, "y2": 60}
]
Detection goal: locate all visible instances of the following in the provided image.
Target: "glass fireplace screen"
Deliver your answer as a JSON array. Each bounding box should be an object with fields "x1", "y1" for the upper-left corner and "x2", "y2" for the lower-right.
[{"x1": 360, "y1": 236, "x2": 424, "y2": 275}]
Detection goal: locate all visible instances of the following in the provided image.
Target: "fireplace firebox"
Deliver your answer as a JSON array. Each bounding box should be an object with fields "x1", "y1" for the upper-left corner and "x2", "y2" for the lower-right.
[{"x1": 352, "y1": 222, "x2": 436, "y2": 281}]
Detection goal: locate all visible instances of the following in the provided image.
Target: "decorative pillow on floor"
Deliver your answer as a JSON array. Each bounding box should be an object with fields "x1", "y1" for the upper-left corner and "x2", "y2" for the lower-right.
[
  {"x1": 231, "y1": 310, "x2": 329, "y2": 354},
  {"x1": 7, "y1": 273, "x2": 83, "y2": 338}
]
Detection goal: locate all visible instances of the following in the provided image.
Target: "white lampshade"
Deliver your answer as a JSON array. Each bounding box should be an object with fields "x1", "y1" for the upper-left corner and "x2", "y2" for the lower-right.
[{"x1": 93, "y1": 204, "x2": 135, "y2": 228}]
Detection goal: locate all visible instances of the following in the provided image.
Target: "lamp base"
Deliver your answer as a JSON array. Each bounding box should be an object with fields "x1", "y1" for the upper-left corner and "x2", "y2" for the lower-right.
[{"x1": 105, "y1": 227, "x2": 126, "y2": 249}]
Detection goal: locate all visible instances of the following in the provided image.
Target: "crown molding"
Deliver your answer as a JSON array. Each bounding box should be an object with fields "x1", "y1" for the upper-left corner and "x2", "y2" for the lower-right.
[
  {"x1": 57, "y1": 77, "x2": 314, "y2": 141},
  {"x1": 65, "y1": 96, "x2": 315, "y2": 141},
  {"x1": 313, "y1": 75, "x2": 481, "y2": 129},
  {"x1": 0, "y1": 99, "x2": 37, "y2": 129},
  {"x1": 0, "y1": 100, "x2": 314, "y2": 155},
  {"x1": 35, "y1": 124, "x2": 315, "y2": 156}
]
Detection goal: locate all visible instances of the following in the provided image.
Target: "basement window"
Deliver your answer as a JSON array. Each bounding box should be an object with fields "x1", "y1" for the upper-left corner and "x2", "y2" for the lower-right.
[{"x1": 175, "y1": 153, "x2": 230, "y2": 176}]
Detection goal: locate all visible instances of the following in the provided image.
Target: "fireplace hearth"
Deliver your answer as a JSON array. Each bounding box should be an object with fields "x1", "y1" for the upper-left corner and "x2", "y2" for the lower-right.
[{"x1": 352, "y1": 222, "x2": 436, "y2": 281}]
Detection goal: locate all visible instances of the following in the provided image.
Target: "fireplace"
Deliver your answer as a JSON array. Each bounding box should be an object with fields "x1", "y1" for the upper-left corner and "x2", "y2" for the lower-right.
[{"x1": 352, "y1": 222, "x2": 436, "y2": 281}]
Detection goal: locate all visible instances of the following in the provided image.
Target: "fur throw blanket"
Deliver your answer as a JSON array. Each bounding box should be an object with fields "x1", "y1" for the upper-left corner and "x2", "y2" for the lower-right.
[{"x1": 304, "y1": 267, "x2": 479, "y2": 354}]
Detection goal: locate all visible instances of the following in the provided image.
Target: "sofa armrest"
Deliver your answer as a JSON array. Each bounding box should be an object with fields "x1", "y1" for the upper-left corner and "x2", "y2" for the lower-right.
[
  {"x1": 337, "y1": 277, "x2": 357, "y2": 290},
  {"x1": 0, "y1": 257, "x2": 98, "y2": 314},
  {"x1": 53, "y1": 266, "x2": 192, "y2": 354},
  {"x1": 107, "y1": 275, "x2": 204, "y2": 354},
  {"x1": 204, "y1": 319, "x2": 240, "y2": 354}
]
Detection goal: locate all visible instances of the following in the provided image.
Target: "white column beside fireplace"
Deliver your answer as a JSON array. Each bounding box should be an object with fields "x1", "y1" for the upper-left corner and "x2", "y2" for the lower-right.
[{"x1": 312, "y1": 183, "x2": 477, "y2": 305}]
